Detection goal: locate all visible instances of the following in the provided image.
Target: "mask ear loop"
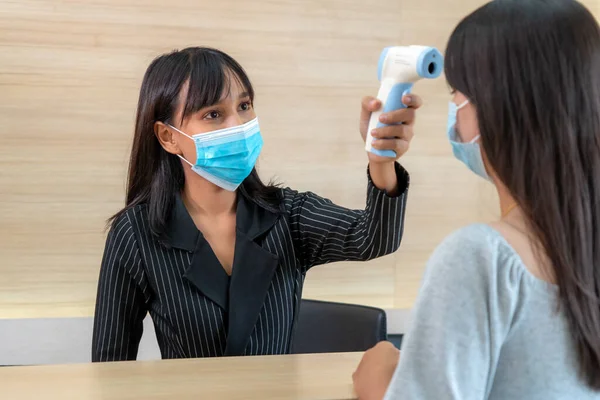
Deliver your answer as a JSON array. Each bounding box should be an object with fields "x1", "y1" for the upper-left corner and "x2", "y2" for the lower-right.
[
  {"x1": 459, "y1": 101, "x2": 486, "y2": 173},
  {"x1": 468, "y1": 135, "x2": 481, "y2": 144},
  {"x1": 457, "y1": 99, "x2": 469, "y2": 109},
  {"x1": 166, "y1": 123, "x2": 194, "y2": 140},
  {"x1": 166, "y1": 123, "x2": 195, "y2": 167},
  {"x1": 455, "y1": 100, "x2": 477, "y2": 143}
]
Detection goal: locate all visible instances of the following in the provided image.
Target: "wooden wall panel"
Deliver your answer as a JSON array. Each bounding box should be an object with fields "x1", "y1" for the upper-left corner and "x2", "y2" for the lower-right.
[{"x1": 0, "y1": 0, "x2": 597, "y2": 318}]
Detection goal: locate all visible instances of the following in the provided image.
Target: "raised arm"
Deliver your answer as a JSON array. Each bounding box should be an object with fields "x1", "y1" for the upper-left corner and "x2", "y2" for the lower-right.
[
  {"x1": 287, "y1": 162, "x2": 409, "y2": 270},
  {"x1": 92, "y1": 213, "x2": 148, "y2": 362}
]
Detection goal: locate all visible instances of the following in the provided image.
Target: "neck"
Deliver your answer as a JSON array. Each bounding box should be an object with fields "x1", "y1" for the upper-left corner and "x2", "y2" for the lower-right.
[
  {"x1": 496, "y1": 182, "x2": 519, "y2": 219},
  {"x1": 181, "y1": 168, "x2": 237, "y2": 217}
]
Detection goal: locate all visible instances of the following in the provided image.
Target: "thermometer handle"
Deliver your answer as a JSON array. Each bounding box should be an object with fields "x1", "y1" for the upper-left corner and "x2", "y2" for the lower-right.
[{"x1": 365, "y1": 82, "x2": 414, "y2": 158}]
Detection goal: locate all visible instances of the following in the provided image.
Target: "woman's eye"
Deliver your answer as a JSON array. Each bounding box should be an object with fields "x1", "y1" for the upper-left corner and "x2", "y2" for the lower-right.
[
  {"x1": 204, "y1": 111, "x2": 220, "y2": 120},
  {"x1": 239, "y1": 102, "x2": 252, "y2": 111}
]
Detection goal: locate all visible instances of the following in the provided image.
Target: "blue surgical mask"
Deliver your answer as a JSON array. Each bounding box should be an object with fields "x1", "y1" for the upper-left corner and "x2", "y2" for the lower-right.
[
  {"x1": 169, "y1": 117, "x2": 263, "y2": 191},
  {"x1": 447, "y1": 100, "x2": 491, "y2": 181}
]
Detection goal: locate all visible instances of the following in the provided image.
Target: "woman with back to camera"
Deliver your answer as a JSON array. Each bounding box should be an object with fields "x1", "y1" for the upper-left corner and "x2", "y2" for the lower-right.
[
  {"x1": 92, "y1": 46, "x2": 422, "y2": 361},
  {"x1": 352, "y1": 0, "x2": 600, "y2": 398}
]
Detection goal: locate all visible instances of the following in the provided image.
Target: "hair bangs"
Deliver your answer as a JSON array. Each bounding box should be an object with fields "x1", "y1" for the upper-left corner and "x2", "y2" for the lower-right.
[
  {"x1": 444, "y1": 24, "x2": 470, "y2": 97},
  {"x1": 180, "y1": 51, "x2": 254, "y2": 124}
]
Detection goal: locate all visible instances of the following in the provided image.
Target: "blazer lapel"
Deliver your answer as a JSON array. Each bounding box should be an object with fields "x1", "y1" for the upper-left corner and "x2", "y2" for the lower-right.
[
  {"x1": 161, "y1": 192, "x2": 230, "y2": 310},
  {"x1": 224, "y1": 194, "x2": 281, "y2": 356},
  {"x1": 183, "y1": 239, "x2": 230, "y2": 310}
]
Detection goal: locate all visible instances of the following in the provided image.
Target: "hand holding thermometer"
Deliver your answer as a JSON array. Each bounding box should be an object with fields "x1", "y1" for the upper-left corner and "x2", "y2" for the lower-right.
[{"x1": 365, "y1": 46, "x2": 444, "y2": 157}]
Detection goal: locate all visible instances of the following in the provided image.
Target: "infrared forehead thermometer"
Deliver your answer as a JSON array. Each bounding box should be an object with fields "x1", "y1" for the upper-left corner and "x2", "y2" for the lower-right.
[{"x1": 365, "y1": 46, "x2": 444, "y2": 158}]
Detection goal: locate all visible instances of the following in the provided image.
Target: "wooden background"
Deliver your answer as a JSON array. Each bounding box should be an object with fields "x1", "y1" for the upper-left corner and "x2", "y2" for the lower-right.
[{"x1": 1, "y1": 0, "x2": 598, "y2": 318}]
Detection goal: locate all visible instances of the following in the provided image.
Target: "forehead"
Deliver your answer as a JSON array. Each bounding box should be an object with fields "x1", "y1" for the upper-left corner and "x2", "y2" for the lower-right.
[
  {"x1": 178, "y1": 71, "x2": 248, "y2": 106},
  {"x1": 223, "y1": 67, "x2": 248, "y2": 93},
  {"x1": 222, "y1": 73, "x2": 248, "y2": 98}
]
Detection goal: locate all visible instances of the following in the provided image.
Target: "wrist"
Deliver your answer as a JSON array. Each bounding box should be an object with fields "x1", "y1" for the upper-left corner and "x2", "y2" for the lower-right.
[{"x1": 369, "y1": 162, "x2": 399, "y2": 196}]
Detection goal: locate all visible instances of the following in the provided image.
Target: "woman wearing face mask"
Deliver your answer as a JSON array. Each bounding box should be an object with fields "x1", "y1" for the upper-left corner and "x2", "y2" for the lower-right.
[
  {"x1": 352, "y1": 0, "x2": 600, "y2": 398},
  {"x1": 92, "y1": 47, "x2": 419, "y2": 361}
]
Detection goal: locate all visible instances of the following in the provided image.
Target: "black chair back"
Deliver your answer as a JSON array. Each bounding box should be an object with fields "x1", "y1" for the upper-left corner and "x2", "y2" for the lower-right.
[{"x1": 291, "y1": 299, "x2": 387, "y2": 354}]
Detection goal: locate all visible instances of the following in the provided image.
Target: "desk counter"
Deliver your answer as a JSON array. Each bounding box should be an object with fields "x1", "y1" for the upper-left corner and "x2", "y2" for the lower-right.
[{"x1": 1, "y1": 352, "x2": 361, "y2": 400}]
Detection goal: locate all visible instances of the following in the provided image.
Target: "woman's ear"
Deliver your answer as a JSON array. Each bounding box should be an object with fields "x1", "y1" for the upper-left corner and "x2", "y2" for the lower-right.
[{"x1": 154, "y1": 121, "x2": 181, "y2": 155}]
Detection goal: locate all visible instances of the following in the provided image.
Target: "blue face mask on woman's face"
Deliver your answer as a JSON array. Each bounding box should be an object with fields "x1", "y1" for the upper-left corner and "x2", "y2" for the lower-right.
[
  {"x1": 447, "y1": 100, "x2": 491, "y2": 182},
  {"x1": 168, "y1": 117, "x2": 263, "y2": 191}
]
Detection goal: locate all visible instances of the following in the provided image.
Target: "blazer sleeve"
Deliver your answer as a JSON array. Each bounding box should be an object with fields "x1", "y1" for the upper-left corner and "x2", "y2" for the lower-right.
[
  {"x1": 92, "y1": 212, "x2": 148, "y2": 362},
  {"x1": 287, "y1": 162, "x2": 409, "y2": 270}
]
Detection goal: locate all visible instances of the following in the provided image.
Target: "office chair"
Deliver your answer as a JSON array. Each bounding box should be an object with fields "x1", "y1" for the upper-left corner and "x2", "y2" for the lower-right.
[{"x1": 291, "y1": 299, "x2": 387, "y2": 354}]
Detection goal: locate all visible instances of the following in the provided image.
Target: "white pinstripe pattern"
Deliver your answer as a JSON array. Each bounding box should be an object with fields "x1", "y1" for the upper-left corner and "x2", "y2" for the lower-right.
[{"x1": 92, "y1": 165, "x2": 408, "y2": 361}]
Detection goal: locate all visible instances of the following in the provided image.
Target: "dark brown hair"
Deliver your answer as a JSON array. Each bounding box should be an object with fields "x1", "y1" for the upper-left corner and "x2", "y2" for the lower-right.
[
  {"x1": 445, "y1": 0, "x2": 600, "y2": 389},
  {"x1": 110, "y1": 47, "x2": 280, "y2": 237}
]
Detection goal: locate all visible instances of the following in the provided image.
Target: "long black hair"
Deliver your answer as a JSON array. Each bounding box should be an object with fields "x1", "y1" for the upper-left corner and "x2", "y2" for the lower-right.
[
  {"x1": 109, "y1": 47, "x2": 281, "y2": 237},
  {"x1": 445, "y1": 0, "x2": 600, "y2": 389}
]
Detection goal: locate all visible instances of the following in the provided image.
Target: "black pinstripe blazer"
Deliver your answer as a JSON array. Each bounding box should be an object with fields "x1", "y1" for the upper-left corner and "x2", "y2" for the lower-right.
[{"x1": 92, "y1": 163, "x2": 409, "y2": 362}]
